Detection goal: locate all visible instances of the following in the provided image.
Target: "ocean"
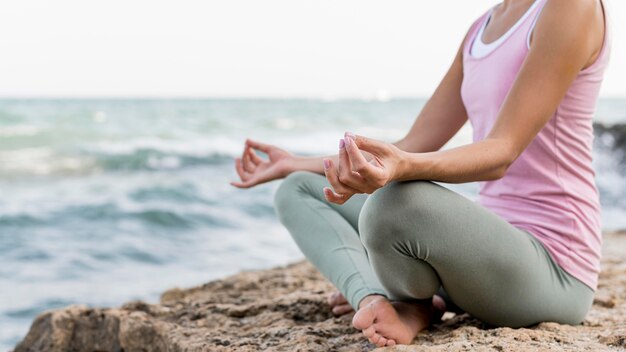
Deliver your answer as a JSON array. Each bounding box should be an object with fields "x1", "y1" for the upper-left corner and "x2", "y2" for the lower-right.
[{"x1": 0, "y1": 98, "x2": 624, "y2": 350}]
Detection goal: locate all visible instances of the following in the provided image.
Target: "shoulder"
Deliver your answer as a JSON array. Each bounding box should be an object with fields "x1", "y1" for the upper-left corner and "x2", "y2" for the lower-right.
[
  {"x1": 541, "y1": 0, "x2": 603, "y2": 25},
  {"x1": 534, "y1": 0, "x2": 604, "y2": 47},
  {"x1": 532, "y1": 0, "x2": 605, "y2": 67}
]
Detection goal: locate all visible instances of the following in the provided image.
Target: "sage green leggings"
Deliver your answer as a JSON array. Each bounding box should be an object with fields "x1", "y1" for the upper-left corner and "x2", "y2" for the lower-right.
[{"x1": 274, "y1": 171, "x2": 594, "y2": 327}]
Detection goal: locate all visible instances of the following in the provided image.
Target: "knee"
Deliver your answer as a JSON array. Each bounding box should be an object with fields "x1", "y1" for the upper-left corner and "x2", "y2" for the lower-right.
[
  {"x1": 359, "y1": 181, "x2": 439, "y2": 252},
  {"x1": 273, "y1": 171, "x2": 318, "y2": 220}
]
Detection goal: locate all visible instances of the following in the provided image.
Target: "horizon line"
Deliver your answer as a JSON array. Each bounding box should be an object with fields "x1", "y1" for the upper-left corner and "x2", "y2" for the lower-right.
[{"x1": 1, "y1": 95, "x2": 625, "y2": 100}]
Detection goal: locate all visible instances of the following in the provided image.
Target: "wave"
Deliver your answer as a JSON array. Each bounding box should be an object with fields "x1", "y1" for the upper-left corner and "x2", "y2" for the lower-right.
[
  {"x1": 0, "y1": 123, "x2": 623, "y2": 178},
  {"x1": 0, "y1": 131, "x2": 348, "y2": 176},
  {"x1": 0, "y1": 202, "x2": 236, "y2": 230},
  {"x1": 0, "y1": 125, "x2": 39, "y2": 137},
  {"x1": 0, "y1": 146, "x2": 233, "y2": 176}
]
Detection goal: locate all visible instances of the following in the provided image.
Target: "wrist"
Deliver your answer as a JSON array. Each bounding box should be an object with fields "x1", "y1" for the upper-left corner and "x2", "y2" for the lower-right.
[
  {"x1": 282, "y1": 156, "x2": 301, "y2": 176},
  {"x1": 394, "y1": 150, "x2": 423, "y2": 181}
]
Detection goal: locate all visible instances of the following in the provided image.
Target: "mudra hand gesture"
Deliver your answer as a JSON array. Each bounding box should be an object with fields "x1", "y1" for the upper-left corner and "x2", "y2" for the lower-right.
[
  {"x1": 230, "y1": 139, "x2": 294, "y2": 189},
  {"x1": 323, "y1": 132, "x2": 406, "y2": 205}
]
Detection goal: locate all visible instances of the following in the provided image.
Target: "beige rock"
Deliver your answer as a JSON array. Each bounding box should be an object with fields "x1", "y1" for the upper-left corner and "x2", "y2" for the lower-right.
[{"x1": 14, "y1": 232, "x2": 626, "y2": 352}]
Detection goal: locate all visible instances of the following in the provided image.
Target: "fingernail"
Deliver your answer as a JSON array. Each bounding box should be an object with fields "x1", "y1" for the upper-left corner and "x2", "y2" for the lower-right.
[
  {"x1": 323, "y1": 159, "x2": 330, "y2": 169},
  {"x1": 339, "y1": 139, "x2": 345, "y2": 149},
  {"x1": 345, "y1": 131, "x2": 356, "y2": 139}
]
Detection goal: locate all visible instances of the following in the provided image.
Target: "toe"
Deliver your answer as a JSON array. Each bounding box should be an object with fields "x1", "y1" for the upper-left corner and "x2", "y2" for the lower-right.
[
  {"x1": 387, "y1": 339, "x2": 396, "y2": 346},
  {"x1": 336, "y1": 293, "x2": 348, "y2": 305},
  {"x1": 332, "y1": 304, "x2": 354, "y2": 316},
  {"x1": 432, "y1": 295, "x2": 446, "y2": 311},
  {"x1": 376, "y1": 337, "x2": 388, "y2": 347},
  {"x1": 362, "y1": 326, "x2": 376, "y2": 338},
  {"x1": 328, "y1": 292, "x2": 348, "y2": 307},
  {"x1": 353, "y1": 305, "x2": 376, "y2": 330},
  {"x1": 370, "y1": 333, "x2": 381, "y2": 344},
  {"x1": 328, "y1": 292, "x2": 339, "y2": 306}
]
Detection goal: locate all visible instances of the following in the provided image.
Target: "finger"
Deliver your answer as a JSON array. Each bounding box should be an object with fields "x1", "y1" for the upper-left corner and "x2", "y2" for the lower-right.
[
  {"x1": 338, "y1": 138, "x2": 352, "y2": 175},
  {"x1": 230, "y1": 179, "x2": 256, "y2": 189},
  {"x1": 351, "y1": 134, "x2": 389, "y2": 157},
  {"x1": 246, "y1": 138, "x2": 271, "y2": 153},
  {"x1": 242, "y1": 147, "x2": 256, "y2": 173},
  {"x1": 344, "y1": 136, "x2": 384, "y2": 182},
  {"x1": 247, "y1": 146, "x2": 263, "y2": 165},
  {"x1": 235, "y1": 158, "x2": 250, "y2": 181},
  {"x1": 323, "y1": 187, "x2": 352, "y2": 205},
  {"x1": 344, "y1": 135, "x2": 369, "y2": 172},
  {"x1": 337, "y1": 138, "x2": 371, "y2": 190},
  {"x1": 323, "y1": 159, "x2": 359, "y2": 195}
]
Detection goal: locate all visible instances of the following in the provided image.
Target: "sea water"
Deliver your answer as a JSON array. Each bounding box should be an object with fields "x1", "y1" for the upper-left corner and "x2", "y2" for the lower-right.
[{"x1": 0, "y1": 98, "x2": 624, "y2": 350}]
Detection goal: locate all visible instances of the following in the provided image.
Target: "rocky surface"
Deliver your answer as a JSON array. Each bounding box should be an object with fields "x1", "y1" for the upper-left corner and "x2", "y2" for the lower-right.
[
  {"x1": 14, "y1": 231, "x2": 626, "y2": 352},
  {"x1": 595, "y1": 122, "x2": 626, "y2": 152}
]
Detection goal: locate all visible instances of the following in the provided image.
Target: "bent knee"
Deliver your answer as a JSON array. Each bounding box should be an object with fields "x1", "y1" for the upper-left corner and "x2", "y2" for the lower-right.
[
  {"x1": 358, "y1": 181, "x2": 443, "y2": 251},
  {"x1": 274, "y1": 171, "x2": 322, "y2": 215}
]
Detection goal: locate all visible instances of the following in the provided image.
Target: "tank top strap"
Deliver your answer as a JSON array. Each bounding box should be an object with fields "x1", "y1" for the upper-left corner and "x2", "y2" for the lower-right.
[
  {"x1": 463, "y1": 9, "x2": 492, "y2": 58},
  {"x1": 465, "y1": 0, "x2": 545, "y2": 60},
  {"x1": 525, "y1": 0, "x2": 549, "y2": 48}
]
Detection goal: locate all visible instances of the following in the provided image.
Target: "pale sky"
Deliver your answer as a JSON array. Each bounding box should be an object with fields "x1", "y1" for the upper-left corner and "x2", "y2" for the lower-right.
[{"x1": 0, "y1": 0, "x2": 624, "y2": 98}]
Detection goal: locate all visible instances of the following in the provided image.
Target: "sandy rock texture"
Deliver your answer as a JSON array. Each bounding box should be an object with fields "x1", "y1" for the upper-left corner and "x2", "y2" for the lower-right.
[{"x1": 14, "y1": 231, "x2": 626, "y2": 352}]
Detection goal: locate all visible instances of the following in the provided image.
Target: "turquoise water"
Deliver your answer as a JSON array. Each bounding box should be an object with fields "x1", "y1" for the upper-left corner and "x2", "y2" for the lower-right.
[{"x1": 0, "y1": 98, "x2": 624, "y2": 350}]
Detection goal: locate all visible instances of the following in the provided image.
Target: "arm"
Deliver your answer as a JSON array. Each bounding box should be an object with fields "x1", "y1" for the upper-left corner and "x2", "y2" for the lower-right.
[
  {"x1": 394, "y1": 0, "x2": 605, "y2": 183},
  {"x1": 233, "y1": 23, "x2": 473, "y2": 187},
  {"x1": 324, "y1": 0, "x2": 605, "y2": 202}
]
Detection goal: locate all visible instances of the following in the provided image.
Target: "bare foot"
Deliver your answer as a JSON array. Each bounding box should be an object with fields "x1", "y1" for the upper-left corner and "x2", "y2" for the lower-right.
[
  {"x1": 327, "y1": 291, "x2": 354, "y2": 316},
  {"x1": 352, "y1": 295, "x2": 434, "y2": 347},
  {"x1": 328, "y1": 290, "x2": 446, "y2": 321}
]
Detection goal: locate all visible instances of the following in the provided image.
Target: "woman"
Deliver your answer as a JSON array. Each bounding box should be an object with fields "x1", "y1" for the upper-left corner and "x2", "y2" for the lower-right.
[{"x1": 231, "y1": 0, "x2": 610, "y2": 347}]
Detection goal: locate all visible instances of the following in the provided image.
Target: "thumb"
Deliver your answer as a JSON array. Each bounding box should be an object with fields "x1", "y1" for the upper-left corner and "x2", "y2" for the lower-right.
[
  {"x1": 246, "y1": 139, "x2": 272, "y2": 153},
  {"x1": 230, "y1": 179, "x2": 257, "y2": 189},
  {"x1": 351, "y1": 134, "x2": 389, "y2": 156}
]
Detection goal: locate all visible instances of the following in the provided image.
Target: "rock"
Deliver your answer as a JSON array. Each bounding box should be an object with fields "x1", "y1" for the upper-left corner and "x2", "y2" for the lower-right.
[
  {"x1": 594, "y1": 122, "x2": 626, "y2": 150},
  {"x1": 14, "y1": 232, "x2": 626, "y2": 352}
]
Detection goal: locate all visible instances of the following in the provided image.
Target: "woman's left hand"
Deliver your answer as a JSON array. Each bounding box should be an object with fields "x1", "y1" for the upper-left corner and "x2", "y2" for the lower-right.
[{"x1": 323, "y1": 132, "x2": 407, "y2": 204}]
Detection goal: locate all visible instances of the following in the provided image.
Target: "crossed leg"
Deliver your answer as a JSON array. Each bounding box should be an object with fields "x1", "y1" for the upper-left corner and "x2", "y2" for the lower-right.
[{"x1": 274, "y1": 172, "x2": 593, "y2": 346}]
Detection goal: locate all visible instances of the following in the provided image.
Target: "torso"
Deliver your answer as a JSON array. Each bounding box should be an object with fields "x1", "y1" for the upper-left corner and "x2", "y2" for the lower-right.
[{"x1": 460, "y1": 0, "x2": 610, "y2": 291}]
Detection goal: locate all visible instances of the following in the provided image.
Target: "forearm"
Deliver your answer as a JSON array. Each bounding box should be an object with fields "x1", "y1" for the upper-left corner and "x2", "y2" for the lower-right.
[
  {"x1": 289, "y1": 155, "x2": 335, "y2": 175},
  {"x1": 395, "y1": 138, "x2": 516, "y2": 184},
  {"x1": 289, "y1": 149, "x2": 378, "y2": 176}
]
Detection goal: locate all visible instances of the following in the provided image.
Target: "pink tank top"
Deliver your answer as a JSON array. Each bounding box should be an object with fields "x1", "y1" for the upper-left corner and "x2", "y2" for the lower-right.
[{"x1": 461, "y1": 0, "x2": 611, "y2": 290}]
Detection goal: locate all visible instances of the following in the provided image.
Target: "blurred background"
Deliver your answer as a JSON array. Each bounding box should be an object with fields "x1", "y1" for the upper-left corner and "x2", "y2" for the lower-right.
[{"x1": 0, "y1": 0, "x2": 624, "y2": 349}]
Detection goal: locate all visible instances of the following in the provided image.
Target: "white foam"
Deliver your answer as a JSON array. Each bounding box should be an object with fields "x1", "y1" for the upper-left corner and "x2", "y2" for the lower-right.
[{"x1": 0, "y1": 125, "x2": 39, "y2": 137}]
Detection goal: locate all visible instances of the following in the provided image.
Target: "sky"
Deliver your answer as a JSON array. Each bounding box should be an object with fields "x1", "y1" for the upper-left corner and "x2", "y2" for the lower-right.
[{"x1": 0, "y1": 0, "x2": 624, "y2": 98}]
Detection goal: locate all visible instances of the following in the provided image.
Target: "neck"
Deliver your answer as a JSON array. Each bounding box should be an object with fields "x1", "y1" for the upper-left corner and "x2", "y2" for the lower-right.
[{"x1": 499, "y1": 0, "x2": 535, "y2": 11}]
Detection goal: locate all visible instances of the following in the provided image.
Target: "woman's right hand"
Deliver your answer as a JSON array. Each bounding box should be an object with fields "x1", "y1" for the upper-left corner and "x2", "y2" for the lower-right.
[{"x1": 230, "y1": 139, "x2": 295, "y2": 189}]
